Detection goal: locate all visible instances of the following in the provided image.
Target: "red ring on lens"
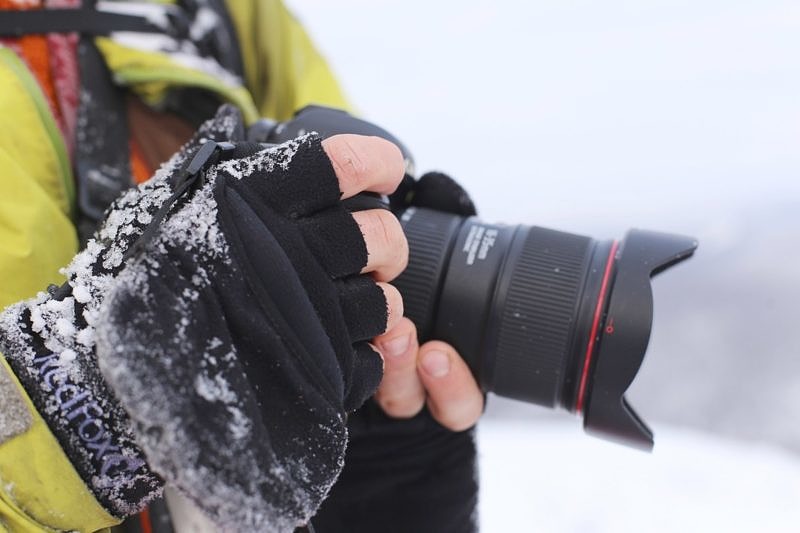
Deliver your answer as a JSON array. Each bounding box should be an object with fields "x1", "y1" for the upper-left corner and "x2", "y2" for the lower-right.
[{"x1": 576, "y1": 240, "x2": 618, "y2": 413}]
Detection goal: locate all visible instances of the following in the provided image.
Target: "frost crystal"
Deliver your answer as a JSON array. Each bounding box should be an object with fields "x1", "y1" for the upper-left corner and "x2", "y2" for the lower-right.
[
  {"x1": 2, "y1": 113, "x2": 339, "y2": 530},
  {"x1": 0, "y1": 124, "x2": 205, "y2": 516}
]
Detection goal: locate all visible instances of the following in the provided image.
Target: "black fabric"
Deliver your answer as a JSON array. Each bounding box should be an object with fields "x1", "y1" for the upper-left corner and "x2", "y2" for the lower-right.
[
  {"x1": 93, "y1": 107, "x2": 388, "y2": 530},
  {"x1": 314, "y1": 401, "x2": 478, "y2": 533},
  {"x1": 1, "y1": 105, "x2": 389, "y2": 529},
  {"x1": 390, "y1": 171, "x2": 477, "y2": 217},
  {"x1": 0, "y1": 305, "x2": 162, "y2": 516},
  {"x1": 0, "y1": 107, "x2": 259, "y2": 517},
  {"x1": 216, "y1": 140, "x2": 384, "y2": 402},
  {"x1": 315, "y1": 169, "x2": 480, "y2": 532},
  {"x1": 181, "y1": 0, "x2": 245, "y2": 78},
  {"x1": 336, "y1": 276, "x2": 390, "y2": 343},
  {"x1": 0, "y1": 8, "x2": 160, "y2": 37},
  {"x1": 214, "y1": 139, "x2": 387, "y2": 411},
  {"x1": 298, "y1": 209, "x2": 369, "y2": 278},
  {"x1": 75, "y1": 34, "x2": 132, "y2": 240}
]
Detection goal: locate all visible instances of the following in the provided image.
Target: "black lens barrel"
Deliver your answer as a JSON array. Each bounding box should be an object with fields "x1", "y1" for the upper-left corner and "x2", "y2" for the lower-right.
[
  {"x1": 395, "y1": 207, "x2": 697, "y2": 451},
  {"x1": 485, "y1": 226, "x2": 593, "y2": 407},
  {"x1": 395, "y1": 209, "x2": 606, "y2": 408}
]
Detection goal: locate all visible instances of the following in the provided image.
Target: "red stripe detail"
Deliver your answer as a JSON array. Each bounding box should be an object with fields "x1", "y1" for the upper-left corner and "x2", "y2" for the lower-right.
[
  {"x1": 139, "y1": 508, "x2": 153, "y2": 533},
  {"x1": 575, "y1": 240, "x2": 618, "y2": 413}
]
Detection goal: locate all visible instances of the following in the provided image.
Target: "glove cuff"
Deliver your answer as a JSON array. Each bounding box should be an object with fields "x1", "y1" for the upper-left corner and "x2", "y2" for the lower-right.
[
  {"x1": 0, "y1": 290, "x2": 163, "y2": 517},
  {"x1": 0, "y1": 355, "x2": 122, "y2": 530}
]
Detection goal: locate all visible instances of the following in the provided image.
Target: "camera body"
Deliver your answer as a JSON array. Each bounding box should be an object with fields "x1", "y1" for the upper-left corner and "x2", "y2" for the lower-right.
[{"x1": 254, "y1": 106, "x2": 697, "y2": 450}]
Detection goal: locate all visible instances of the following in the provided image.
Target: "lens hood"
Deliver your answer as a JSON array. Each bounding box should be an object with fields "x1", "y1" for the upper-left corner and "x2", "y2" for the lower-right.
[{"x1": 582, "y1": 230, "x2": 697, "y2": 450}]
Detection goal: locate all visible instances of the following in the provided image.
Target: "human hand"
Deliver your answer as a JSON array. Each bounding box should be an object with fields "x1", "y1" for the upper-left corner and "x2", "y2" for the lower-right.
[
  {"x1": 307, "y1": 157, "x2": 484, "y2": 533},
  {"x1": 322, "y1": 134, "x2": 486, "y2": 428},
  {"x1": 324, "y1": 138, "x2": 484, "y2": 432},
  {"x1": 361, "y1": 168, "x2": 484, "y2": 431},
  {"x1": 320, "y1": 133, "x2": 407, "y2": 333},
  {"x1": 372, "y1": 318, "x2": 484, "y2": 431},
  {"x1": 0, "y1": 106, "x2": 412, "y2": 532}
]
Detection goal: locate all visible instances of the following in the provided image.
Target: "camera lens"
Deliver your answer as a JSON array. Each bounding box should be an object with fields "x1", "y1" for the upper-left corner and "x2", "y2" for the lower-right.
[
  {"x1": 260, "y1": 104, "x2": 698, "y2": 450},
  {"x1": 393, "y1": 207, "x2": 696, "y2": 450}
]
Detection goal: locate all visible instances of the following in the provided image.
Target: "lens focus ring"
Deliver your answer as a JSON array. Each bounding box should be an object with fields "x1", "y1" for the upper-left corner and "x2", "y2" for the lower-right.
[{"x1": 490, "y1": 227, "x2": 591, "y2": 406}]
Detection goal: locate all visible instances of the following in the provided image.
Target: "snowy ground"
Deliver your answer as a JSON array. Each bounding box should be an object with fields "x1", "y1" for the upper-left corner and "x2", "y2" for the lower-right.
[
  {"x1": 287, "y1": 1, "x2": 800, "y2": 530},
  {"x1": 477, "y1": 418, "x2": 800, "y2": 532}
]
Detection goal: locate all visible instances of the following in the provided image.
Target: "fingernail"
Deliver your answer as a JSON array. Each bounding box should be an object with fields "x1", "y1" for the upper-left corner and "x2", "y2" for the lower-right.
[
  {"x1": 421, "y1": 350, "x2": 450, "y2": 378},
  {"x1": 381, "y1": 334, "x2": 410, "y2": 357}
]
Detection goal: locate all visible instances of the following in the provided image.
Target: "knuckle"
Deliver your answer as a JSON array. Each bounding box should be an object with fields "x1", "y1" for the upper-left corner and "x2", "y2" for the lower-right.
[
  {"x1": 329, "y1": 136, "x2": 370, "y2": 192},
  {"x1": 376, "y1": 209, "x2": 406, "y2": 253},
  {"x1": 373, "y1": 210, "x2": 408, "y2": 276},
  {"x1": 430, "y1": 404, "x2": 475, "y2": 432},
  {"x1": 357, "y1": 210, "x2": 408, "y2": 278},
  {"x1": 382, "y1": 139, "x2": 406, "y2": 187},
  {"x1": 325, "y1": 134, "x2": 406, "y2": 196},
  {"x1": 379, "y1": 283, "x2": 404, "y2": 330}
]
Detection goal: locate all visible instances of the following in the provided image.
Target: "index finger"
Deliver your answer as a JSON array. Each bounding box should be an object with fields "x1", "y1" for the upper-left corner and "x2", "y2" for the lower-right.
[{"x1": 322, "y1": 134, "x2": 405, "y2": 199}]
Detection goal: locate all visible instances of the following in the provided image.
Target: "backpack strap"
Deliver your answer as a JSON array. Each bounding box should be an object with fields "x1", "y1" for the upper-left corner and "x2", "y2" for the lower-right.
[
  {"x1": 74, "y1": 32, "x2": 131, "y2": 236},
  {"x1": 0, "y1": 8, "x2": 160, "y2": 36},
  {"x1": 2, "y1": 2, "x2": 246, "y2": 241}
]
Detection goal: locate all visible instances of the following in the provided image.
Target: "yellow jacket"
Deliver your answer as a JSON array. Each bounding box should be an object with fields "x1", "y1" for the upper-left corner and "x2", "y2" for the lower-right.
[{"x1": 0, "y1": 2, "x2": 347, "y2": 531}]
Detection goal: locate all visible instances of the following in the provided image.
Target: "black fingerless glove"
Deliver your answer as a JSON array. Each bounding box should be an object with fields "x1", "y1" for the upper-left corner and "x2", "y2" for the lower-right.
[
  {"x1": 0, "y1": 105, "x2": 387, "y2": 531},
  {"x1": 315, "y1": 171, "x2": 480, "y2": 533}
]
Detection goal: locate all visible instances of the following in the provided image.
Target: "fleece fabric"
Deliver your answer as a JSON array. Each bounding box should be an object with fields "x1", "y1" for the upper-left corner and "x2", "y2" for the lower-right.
[{"x1": 1, "y1": 106, "x2": 387, "y2": 532}]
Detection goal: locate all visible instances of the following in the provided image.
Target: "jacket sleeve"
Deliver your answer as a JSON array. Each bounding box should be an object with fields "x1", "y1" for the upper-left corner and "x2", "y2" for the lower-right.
[
  {"x1": 0, "y1": 358, "x2": 119, "y2": 533},
  {"x1": 0, "y1": 47, "x2": 76, "y2": 309},
  {"x1": 313, "y1": 400, "x2": 479, "y2": 533},
  {"x1": 93, "y1": 0, "x2": 349, "y2": 124},
  {"x1": 0, "y1": 47, "x2": 119, "y2": 533}
]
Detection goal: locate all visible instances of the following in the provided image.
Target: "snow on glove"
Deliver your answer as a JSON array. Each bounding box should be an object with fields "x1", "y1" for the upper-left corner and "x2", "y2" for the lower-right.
[
  {"x1": 0, "y1": 108, "x2": 246, "y2": 515},
  {"x1": 0, "y1": 105, "x2": 387, "y2": 530}
]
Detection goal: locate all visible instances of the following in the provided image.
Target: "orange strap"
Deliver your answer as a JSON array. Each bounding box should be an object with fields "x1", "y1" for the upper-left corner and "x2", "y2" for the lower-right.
[
  {"x1": 2, "y1": 7, "x2": 192, "y2": 191},
  {"x1": 138, "y1": 508, "x2": 154, "y2": 533},
  {"x1": 0, "y1": 1, "x2": 63, "y2": 135}
]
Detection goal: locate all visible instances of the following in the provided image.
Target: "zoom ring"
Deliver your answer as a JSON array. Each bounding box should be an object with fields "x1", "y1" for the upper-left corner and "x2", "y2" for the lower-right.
[{"x1": 491, "y1": 227, "x2": 592, "y2": 406}]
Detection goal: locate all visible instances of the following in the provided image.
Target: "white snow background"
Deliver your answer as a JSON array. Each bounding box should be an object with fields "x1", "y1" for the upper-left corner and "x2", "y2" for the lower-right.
[{"x1": 287, "y1": 1, "x2": 800, "y2": 531}]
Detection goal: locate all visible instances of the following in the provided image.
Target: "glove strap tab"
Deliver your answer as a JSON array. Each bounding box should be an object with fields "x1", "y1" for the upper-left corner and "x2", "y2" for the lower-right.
[{"x1": 123, "y1": 141, "x2": 234, "y2": 263}]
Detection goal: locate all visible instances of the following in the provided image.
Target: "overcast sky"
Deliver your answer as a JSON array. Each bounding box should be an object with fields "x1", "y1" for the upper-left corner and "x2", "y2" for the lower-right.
[
  {"x1": 285, "y1": 2, "x2": 800, "y2": 530},
  {"x1": 288, "y1": 0, "x2": 799, "y2": 237}
]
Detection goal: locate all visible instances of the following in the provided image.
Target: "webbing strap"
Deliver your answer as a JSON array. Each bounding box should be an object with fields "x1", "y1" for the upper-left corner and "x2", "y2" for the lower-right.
[{"x1": 0, "y1": 9, "x2": 160, "y2": 36}]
